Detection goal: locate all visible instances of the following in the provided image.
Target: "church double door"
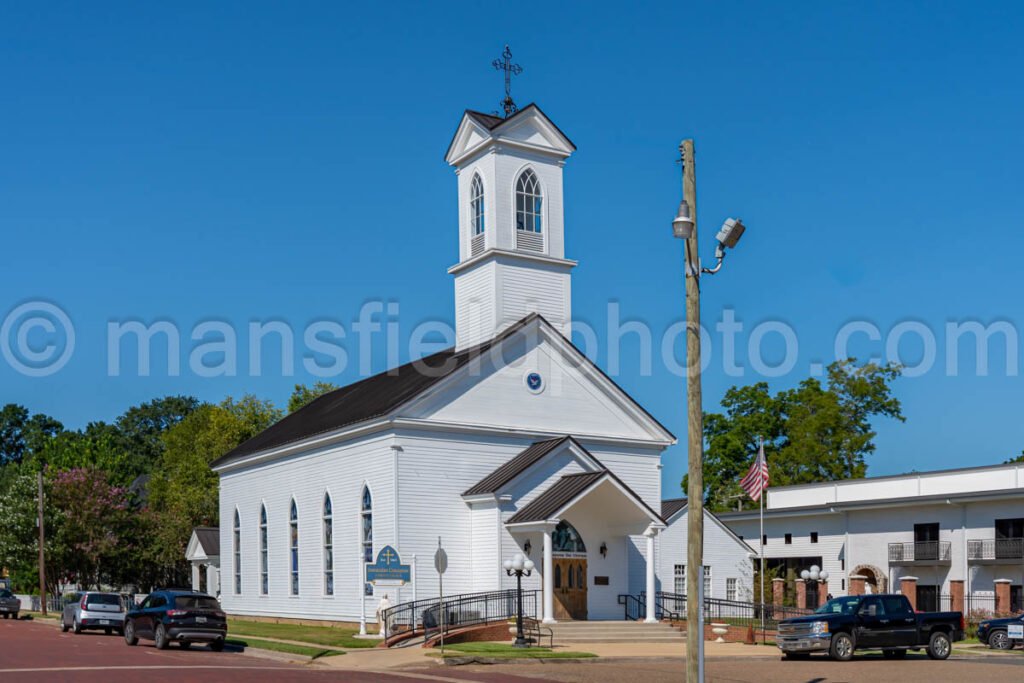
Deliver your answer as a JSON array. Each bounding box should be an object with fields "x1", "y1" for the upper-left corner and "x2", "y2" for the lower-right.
[{"x1": 553, "y1": 557, "x2": 588, "y2": 620}]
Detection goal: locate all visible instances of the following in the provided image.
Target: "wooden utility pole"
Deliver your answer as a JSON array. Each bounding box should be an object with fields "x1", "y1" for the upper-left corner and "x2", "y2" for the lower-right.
[
  {"x1": 682, "y1": 139, "x2": 704, "y2": 683},
  {"x1": 37, "y1": 469, "x2": 46, "y2": 616}
]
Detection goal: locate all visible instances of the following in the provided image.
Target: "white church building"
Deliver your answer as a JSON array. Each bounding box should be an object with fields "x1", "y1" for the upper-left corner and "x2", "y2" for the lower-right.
[{"x1": 210, "y1": 103, "x2": 754, "y2": 625}]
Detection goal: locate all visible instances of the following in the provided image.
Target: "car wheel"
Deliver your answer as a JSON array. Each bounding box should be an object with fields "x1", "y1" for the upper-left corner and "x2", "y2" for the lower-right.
[
  {"x1": 989, "y1": 630, "x2": 1011, "y2": 650},
  {"x1": 829, "y1": 632, "x2": 855, "y2": 661},
  {"x1": 209, "y1": 639, "x2": 225, "y2": 652},
  {"x1": 61, "y1": 617, "x2": 69, "y2": 633},
  {"x1": 124, "y1": 620, "x2": 138, "y2": 646},
  {"x1": 927, "y1": 631, "x2": 951, "y2": 660},
  {"x1": 73, "y1": 618, "x2": 82, "y2": 634},
  {"x1": 154, "y1": 623, "x2": 169, "y2": 650},
  {"x1": 179, "y1": 641, "x2": 191, "y2": 649}
]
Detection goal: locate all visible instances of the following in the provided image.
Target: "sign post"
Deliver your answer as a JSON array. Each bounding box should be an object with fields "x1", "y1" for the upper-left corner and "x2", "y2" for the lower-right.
[{"x1": 435, "y1": 537, "x2": 448, "y2": 654}]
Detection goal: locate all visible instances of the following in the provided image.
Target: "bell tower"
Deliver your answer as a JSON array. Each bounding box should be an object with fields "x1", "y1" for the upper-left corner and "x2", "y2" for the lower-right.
[{"x1": 444, "y1": 104, "x2": 577, "y2": 349}]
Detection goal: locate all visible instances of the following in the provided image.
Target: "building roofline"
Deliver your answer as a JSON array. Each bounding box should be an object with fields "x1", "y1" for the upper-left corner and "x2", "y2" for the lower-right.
[{"x1": 764, "y1": 460, "x2": 1023, "y2": 495}]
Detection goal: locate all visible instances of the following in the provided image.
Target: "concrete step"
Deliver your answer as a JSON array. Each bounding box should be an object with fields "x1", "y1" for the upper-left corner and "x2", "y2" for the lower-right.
[{"x1": 545, "y1": 621, "x2": 685, "y2": 643}]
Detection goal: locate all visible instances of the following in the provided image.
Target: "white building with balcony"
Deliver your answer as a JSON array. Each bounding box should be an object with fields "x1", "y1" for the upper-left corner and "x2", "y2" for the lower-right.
[{"x1": 719, "y1": 461, "x2": 1024, "y2": 615}]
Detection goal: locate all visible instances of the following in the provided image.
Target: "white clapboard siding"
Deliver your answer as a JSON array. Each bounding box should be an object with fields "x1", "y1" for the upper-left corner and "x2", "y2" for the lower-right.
[{"x1": 658, "y1": 509, "x2": 754, "y2": 601}]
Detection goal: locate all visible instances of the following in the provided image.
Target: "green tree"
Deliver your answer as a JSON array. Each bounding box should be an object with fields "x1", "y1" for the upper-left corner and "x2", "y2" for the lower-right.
[
  {"x1": 1006, "y1": 449, "x2": 1024, "y2": 464},
  {"x1": 693, "y1": 359, "x2": 904, "y2": 511},
  {"x1": 0, "y1": 404, "x2": 63, "y2": 466},
  {"x1": 287, "y1": 382, "x2": 339, "y2": 413},
  {"x1": 0, "y1": 468, "x2": 66, "y2": 596},
  {"x1": 31, "y1": 423, "x2": 139, "y2": 487},
  {"x1": 116, "y1": 395, "x2": 199, "y2": 465},
  {"x1": 146, "y1": 396, "x2": 282, "y2": 577}
]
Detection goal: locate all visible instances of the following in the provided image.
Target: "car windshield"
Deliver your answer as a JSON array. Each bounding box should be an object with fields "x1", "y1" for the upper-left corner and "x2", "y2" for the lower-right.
[
  {"x1": 174, "y1": 595, "x2": 219, "y2": 610},
  {"x1": 815, "y1": 596, "x2": 861, "y2": 615},
  {"x1": 0, "y1": 590, "x2": 12, "y2": 598},
  {"x1": 86, "y1": 594, "x2": 121, "y2": 607}
]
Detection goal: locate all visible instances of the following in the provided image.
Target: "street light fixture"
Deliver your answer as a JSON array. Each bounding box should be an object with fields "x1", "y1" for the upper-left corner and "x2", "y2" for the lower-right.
[
  {"x1": 503, "y1": 552, "x2": 535, "y2": 648},
  {"x1": 673, "y1": 139, "x2": 749, "y2": 683}
]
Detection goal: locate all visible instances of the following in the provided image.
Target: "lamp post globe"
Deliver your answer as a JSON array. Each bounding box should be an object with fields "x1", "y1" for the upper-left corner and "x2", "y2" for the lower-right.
[{"x1": 504, "y1": 553, "x2": 534, "y2": 648}]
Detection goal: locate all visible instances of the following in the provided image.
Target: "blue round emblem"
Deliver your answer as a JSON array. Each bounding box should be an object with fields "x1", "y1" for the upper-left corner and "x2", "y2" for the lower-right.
[{"x1": 526, "y1": 372, "x2": 543, "y2": 392}]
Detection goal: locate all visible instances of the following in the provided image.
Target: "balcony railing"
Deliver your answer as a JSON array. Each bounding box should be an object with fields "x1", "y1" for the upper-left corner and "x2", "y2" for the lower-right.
[
  {"x1": 967, "y1": 538, "x2": 1024, "y2": 562},
  {"x1": 888, "y1": 541, "x2": 951, "y2": 564}
]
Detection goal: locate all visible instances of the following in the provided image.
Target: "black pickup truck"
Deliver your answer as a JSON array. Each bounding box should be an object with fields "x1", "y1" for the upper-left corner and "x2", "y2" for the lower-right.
[{"x1": 777, "y1": 594, "x2": 964, "y2": 661}]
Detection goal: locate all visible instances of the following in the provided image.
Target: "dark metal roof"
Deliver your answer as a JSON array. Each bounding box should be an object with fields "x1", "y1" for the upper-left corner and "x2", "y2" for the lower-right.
[
  {"x1": 506, "y1": 471, "x2": 607, "y2": 523},
  {"x1": 661, "y1": 498, "x2": 687, "y2": 521},
  {"x1": 463, "y1": 436, "x2": 578, "y2": 496},
  {"x1": 193, "y1": 526, "x2": 220, "y2": 556},
  {"x1": 212, "y1": 315, "x2": 544, "y2": 468},
  {"x1": 465, "y1": 110, "x2": 505, "y2": 130}
]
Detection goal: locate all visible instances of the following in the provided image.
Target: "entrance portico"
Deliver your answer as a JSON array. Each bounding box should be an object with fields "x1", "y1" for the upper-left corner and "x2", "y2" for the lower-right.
[{"x1": 506, "y1": 469, "x2": 665, "y2": 622}]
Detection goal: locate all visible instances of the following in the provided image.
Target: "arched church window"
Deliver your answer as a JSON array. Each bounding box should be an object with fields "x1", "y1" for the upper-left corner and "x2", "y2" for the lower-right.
[
  {"x1": 552, "y1": 520, "x2": 586, "y2": 554},
  {"x1": 289, "y1": 499, "x2": 299, "y2": 595},
  {"x1": 471, "y1": 174, "x2": 485, "y2": 236},
  {"x1": 515, "y1": 169, "x2": 542, "y2": 233},
  {"x1": 361, "y1": 486, "x2": 373, "y2": 596},
  {"x1": 233, "y1": 509, "x2": 241, "y2": 595},
  {"x1": 554, "y1": 564, "x2": 562, "y2": 589},
  {"x1": 323, "y1": 493, "x2": 334, "y2": 596},
  {"x1": 259, "y1": 504, "x2": 269, "y2": 595}
]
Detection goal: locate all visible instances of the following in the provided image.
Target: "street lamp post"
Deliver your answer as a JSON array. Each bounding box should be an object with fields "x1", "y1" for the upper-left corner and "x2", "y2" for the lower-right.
[
  {"x1": 673, "y1": 139, "x2": 748, "y2": 683},
  {"x1": 503, "y1": 553, "x2": 535, "y2": 648}
]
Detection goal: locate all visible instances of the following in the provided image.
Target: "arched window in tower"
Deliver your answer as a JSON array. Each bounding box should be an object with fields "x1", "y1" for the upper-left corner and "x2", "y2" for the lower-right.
[
  {"x1": 471, "y1": 174, "x2": 485, "y2": 235},
  {"x1": 289, "y1": 499, "x2": 299, "y2": 595},
  {"x1": 323, "y1": 493, "x2": 334, "y2": 596},
  {"x1": 515, "y1": 169, "x2": 542, "y2": 233},
  {"x1": 515, "y1": 169, "x2": 543, "y2": 252},
  {"x1": 361, "y1": 486, "x2": 373, "y2": 596},
  {"x1": 233, "y1": 509, "x2": 241, "y2": 595},
  {"x1": 259, "y1": 504, "x2": 269, "y2": 595}
]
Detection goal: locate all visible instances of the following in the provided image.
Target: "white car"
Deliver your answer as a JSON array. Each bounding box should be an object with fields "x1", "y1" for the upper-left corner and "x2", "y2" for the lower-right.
[{"x1": 61, "y1": 592, "x2": 126, "y2": 635}]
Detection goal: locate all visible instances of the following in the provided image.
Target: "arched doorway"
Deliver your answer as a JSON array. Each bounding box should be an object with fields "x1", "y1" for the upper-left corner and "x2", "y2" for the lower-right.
[
  {"x1": 853, "y1": 565, "x2": 887, "y2": 594},
  {"x1": 552, "y1": 520, "x2": 588, "y2": 620}
]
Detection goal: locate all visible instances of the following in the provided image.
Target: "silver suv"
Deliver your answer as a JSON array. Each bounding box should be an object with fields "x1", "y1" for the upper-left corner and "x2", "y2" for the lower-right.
[{"x1": 61, "y1": 592, "x2": 126, "y2": 635}]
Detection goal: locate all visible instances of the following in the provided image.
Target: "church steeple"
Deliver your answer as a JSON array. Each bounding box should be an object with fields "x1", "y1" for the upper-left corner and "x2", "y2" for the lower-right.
[{"x1": 445, "y1": 104, "x2": 577, "y2": 350}]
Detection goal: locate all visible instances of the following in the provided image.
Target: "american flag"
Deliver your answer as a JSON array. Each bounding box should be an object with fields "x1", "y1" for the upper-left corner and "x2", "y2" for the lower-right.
[{"x1": 740, "y1": 440, "x2": 770, "y2": 501}]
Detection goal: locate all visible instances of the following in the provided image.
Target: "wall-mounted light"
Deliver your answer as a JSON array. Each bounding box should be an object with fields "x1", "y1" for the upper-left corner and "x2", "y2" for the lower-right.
[
  {"x1": 524, "y1": 539, "x2": 532, "y2": 556},
  {"x1": 600, "y1": 542, "x2": 607, "y2": 558}
]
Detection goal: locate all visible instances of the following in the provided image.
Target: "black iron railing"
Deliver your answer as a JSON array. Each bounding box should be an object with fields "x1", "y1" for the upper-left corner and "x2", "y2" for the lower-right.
[
  {"x1": 967, "y1": 538, "x2": 1024, "y2": 561},
  {"x1": 623, "y1": 592, "x2": 813, "y2": 627},
  {"x1": 617, "y1": 593, "x2": 646, "y2": 621},
  {"x1": 887, "y1": 541, "x2": 952, "y2": 563},
  {"x1": 380, "y1": 588, "x2": 537, "y2": 642}
]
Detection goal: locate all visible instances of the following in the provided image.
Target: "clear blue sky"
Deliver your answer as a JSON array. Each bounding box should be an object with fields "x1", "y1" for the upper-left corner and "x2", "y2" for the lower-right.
[{"x1": 2, "y1": 2, "x2": 1023, "y2": 496}]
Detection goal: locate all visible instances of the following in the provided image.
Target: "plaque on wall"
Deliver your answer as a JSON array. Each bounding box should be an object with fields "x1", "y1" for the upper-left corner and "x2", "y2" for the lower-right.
[{"x1": 594, "y1": 576, "x2": 610, "y2": 586}]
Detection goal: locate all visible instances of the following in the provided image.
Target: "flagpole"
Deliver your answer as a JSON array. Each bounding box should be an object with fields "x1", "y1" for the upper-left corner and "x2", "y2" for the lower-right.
[{"x1": 759, "y1": 436, "x2": 765, "y2": 643}]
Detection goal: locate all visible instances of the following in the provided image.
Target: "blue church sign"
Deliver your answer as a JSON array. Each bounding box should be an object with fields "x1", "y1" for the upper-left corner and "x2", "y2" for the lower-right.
[{"x1": 365, "y1": 545, "x2": 411, "y2": 585}]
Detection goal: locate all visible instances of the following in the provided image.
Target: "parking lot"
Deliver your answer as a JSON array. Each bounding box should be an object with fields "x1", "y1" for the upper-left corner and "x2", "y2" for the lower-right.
[{"x1": 2, "y1": 616, "x2": 1021, "y2": 682}]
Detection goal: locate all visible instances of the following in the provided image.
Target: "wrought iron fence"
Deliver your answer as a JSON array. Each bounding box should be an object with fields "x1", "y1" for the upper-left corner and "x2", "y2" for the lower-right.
[
  {"x1": 625, "y1": 592, "x2": 814, "y2": 627},
  {"x1": 887, "y1": 541, "x2": 952, "y2": 563},
  {"x1": 380, "y1": 588, "x2": 537, "y2": 642},
  {"x1": 967, "y1": 538, "x2": 1024, "y2": 561},
  {"x1": 937, "y1": 593, "x2": 1004, "y2": 622}
]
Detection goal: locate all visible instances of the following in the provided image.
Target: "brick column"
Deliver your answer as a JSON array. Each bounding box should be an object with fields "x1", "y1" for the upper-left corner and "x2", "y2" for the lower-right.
[
  {"x1": 995, "y1": 579, "x2": 1011, "y2": 616},
  {"x1": 949, "y1": 580, "x2": 964, "y2": 615},
  {"x1": 900, "y1": 576, "x2": 918, "y2": 611},
  {"x1": 848, "y1": 575, "x2": 866, "y2": 596},
  {"x1": 818, "y1": 581, "x2": 829, "y2": 607},
  {"x1": 796, "y1": 580, "x2": 807, "y2": 609},
  {"x1": 772, "y1": 578, "x2": 785, "y2": 607}
]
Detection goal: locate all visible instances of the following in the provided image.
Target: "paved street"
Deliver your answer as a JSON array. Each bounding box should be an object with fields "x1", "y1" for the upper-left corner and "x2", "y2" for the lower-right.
[
  {"x1": 0, "y1": 618, "x2": 543, "y2": 682},
  {"x1": 3, "y1": 617, "x2": 1022, "y2": 682}
]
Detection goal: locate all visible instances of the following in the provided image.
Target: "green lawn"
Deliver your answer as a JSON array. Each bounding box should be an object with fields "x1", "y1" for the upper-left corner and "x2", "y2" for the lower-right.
[
  {"x1": 227, "y1": 619, "x2": 376, "y2": 648},
  {"x1": 226, "y1": 638, "x2": 345, "y2": 660},
  {"x1": 433, "y1": 642, "x2": 597, "y2": 659}
]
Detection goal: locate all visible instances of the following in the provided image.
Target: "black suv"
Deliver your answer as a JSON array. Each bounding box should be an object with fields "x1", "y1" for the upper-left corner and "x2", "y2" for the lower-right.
[{"x1": 124, "y1": 590, "x2": 227, "y2": 651}]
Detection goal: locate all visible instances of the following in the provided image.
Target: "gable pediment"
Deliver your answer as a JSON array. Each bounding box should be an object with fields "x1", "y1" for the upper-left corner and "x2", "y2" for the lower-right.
[
  {"x1": 445, "y1": 104, "x2": 576, "y2": 167},
  {"x1": 398, "y1": 317, "x2": 673, "y2": 445}
]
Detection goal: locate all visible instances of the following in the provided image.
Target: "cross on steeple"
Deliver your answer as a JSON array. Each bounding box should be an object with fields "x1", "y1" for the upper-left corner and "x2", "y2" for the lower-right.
[{"x1": 492, "y1": 45, "x2": 523, "y2": 118}]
